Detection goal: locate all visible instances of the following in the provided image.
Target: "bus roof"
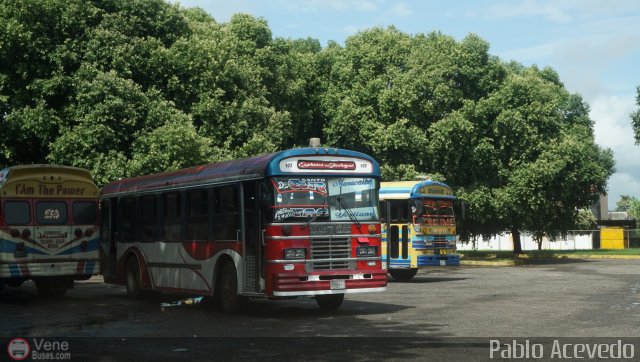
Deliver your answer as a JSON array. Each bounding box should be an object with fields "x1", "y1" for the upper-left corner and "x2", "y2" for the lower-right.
[
  {"x1": 0, "y1": 164, "x2": 98, "y2": 199},
  {"x1": 101, "y1": 147, "x2": 380, "y2": 196},
  {"x1": 380, "y1": 180, "x2": 455, "y2": 200}
]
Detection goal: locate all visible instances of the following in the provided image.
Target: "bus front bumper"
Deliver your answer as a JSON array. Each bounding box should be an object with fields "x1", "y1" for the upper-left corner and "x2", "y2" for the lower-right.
[
  {"x1": 417, "y1": 254, "x2": 460, "y2": 266},
  {"x1": 270, "y1": 270, "x2": 388, "y2": 297}
]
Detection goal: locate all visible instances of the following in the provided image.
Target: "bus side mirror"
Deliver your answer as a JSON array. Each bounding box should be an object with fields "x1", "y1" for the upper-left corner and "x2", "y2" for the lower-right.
[{"x1": 410, "y1": 199, "x2": 423, "y2": 215}]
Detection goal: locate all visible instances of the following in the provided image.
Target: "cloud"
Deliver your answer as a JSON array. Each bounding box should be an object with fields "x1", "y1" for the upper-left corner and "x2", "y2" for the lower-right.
[
  {"x1": 607, "y1": 173, "x2": 640, "y2": 203},
  {"x1": 591, "y1": 95, "x2": 637, "y2": 156},
  {"x1": 482, "y1": 0, "x2": 640, "y2": 23},
  {"x1": 388, "y1": 2, "x2": 412, "y2": 17},
  {"x1": 279, "y1": 0, "x2": 379, "y2": 13},
  {"x1": 485, "y1": 0, "x2": 573, "y2": 22},
  {"x1": 590, "y1": 95, "x2": 640, "y2": 202},
  {"x1": 499, "y1": 30, "x2": 640, "y2": 68},
  {"x1": 498, "y1": 26, "x2": 640, "y2": 98}
]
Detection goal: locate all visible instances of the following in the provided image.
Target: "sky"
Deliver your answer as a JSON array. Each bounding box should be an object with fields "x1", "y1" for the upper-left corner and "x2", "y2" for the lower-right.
[{"x1": 175, "y1": 0, "x2": 640, "y2": 209}]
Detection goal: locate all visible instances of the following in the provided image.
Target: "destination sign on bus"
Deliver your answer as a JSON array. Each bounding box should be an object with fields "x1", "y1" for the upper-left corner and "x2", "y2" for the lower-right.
[
  {"x1": 279, "y1": 156, "x2": 373, "y2": 174},
  {"x1": 3, "y1": 181, "x2": 96, "y2": 198},
  {"x1": 297, "y1": 160, "x2": 356, "y2": 170},
  {"x1": 417, "y1": 186, "x2": 452, "y2": 196}
]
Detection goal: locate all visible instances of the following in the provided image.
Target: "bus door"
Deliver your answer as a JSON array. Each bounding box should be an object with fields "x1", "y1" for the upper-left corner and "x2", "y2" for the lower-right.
[
  {"x1": 242, "y1": 181, "x2": 262, "y2": 293},
  {"x1": 100, "y1": 199, "x2": 118, "y2": 278},
  {"x1": 387, "y1": 200, "x2": 409, "y2": 263},
  {"x1": 33, "y1": 200, "x2": 72, "y2": 262}
]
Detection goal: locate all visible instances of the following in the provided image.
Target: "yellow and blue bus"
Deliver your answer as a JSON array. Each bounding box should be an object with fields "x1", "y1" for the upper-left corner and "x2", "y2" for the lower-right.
[
  {"x1": 0, "y1": 165, "x2": 100, "y2": 296},
  {"x1": 379, "y1": 180, "x2": 460, "y2": 281}
]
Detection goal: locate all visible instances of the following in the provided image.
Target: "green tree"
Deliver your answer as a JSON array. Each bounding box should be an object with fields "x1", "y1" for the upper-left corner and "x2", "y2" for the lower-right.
[
  {"x1": 616, "y1": 195, "x2": 633, "y2": 212},
  {"x1": 47, "y1": 66, "x2": 191, "y2": 184},
  {"x1": 128, "y1": 118, "x2": 211, "y2": 176},
  {"x1": 0, "y1": 1, "x2": 309, "y2": 183},
  {"x1": 617, "y1": 195, "x2": 640, "y2": 220},
  {"x1": 630, "y1": 198, "x2": 640, "y2": 220},
  {"x1": 632, "y1": 86, "x2": 640, "y2": 144},
  {"x1": 442, "y1": 71, "x2": 614, "y2": 253},
  {"x1": 164, "y1": 13, "x2": 297, "y2": 160}
]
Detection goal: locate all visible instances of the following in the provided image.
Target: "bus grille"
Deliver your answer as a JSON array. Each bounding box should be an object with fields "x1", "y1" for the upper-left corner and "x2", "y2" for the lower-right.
[
  {"x1": 310, "y1": 237, "x2": 351, "y2": 270},
  {"x1": 433, "y1": 235, "x2": 448, "y2": 249}
]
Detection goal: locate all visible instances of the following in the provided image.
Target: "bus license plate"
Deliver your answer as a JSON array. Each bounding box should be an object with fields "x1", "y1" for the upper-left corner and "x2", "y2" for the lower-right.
[
  {"x1": 330, "y1": 279, "x2": 345, "y2": 290},
  {"x1": 440, "y1": 260, "x2": 446, "y2": 266}
]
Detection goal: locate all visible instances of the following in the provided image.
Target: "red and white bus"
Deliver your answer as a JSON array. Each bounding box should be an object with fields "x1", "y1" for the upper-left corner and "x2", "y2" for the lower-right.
[
  {"x1": 100, "y1": 145, "x2": 387, "y2": 312},
  {"x1": 0, "y1": 165, "x2": 100, "y2": 296}
]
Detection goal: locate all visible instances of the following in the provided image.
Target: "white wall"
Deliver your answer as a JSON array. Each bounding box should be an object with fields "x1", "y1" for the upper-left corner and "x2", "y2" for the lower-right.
[{"x1": 457, "y1": 232, "x2": 594, "y2": 251}]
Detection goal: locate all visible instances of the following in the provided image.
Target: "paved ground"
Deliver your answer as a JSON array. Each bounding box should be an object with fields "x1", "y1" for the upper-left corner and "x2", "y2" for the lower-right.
[{"x1": 1, "y1": 259, "x2": 639, "y2": 360}]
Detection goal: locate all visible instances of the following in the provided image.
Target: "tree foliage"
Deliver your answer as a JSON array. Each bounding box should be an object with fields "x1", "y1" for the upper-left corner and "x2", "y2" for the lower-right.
[
  {"x1": 632, "y1": 86, "x2": 640, "y2": 144},
  {"x1": 616, "y1": 195, "x2": 640, "y2": 220},
  {"x1": 0, "y1": 1, "x2": 616, "y2": 247}
]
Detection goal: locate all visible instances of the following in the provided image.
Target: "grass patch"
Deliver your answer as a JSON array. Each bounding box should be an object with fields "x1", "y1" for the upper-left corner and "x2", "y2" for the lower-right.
[{"x1": 460, "y1": 248, "x2": 640, "y2": 261}]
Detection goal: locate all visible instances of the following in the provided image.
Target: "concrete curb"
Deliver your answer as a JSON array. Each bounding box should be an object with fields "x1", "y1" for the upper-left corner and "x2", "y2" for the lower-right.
[
  {"x1": 460, "y1": 254, "x2": 640, "y2": 266},
  {"x1": 460, "y1": 260, "x2": 521, "y2": 266}
]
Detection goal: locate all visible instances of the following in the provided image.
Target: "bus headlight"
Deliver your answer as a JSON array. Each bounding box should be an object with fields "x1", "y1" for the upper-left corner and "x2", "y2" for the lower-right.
[
  {"x1": 283, "y1": 248, "x2": 306, "y2": 260},
  {"x1": 357, "y1": 246, "x2": 377, "y2": 257}
]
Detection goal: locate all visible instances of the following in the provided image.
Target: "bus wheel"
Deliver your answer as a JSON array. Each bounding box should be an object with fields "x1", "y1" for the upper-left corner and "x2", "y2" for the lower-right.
[
  {"x1": 315, "y1": 294, "x2": 344, "y2": 310},
  {"x1": 126, "y1": 257, "x2": 143, "y2": 299},
  {"x1": 389, "y1": 268, "x2": 418, "y2": 281},
  {"x1": 218, "y1": 262, "x2": 245, "y2": 314},
  {"x1": 35, "y1": 278, "x2": 68, "y2": 297}
]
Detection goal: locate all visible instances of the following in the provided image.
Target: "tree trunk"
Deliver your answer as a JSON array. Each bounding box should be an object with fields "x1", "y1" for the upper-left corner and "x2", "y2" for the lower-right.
[
  {"x1": 537, "y1": 240, "x2": 542, "y2": 251},
  {"x1": 511, "y1": 228, "x2": 523, "y2": 254}
]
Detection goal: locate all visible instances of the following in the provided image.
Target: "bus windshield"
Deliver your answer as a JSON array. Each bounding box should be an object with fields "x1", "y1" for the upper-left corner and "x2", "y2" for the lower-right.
[
  {"x1": 270, "y1": 177, "x2": 378, "y2": 222},
  {"x1": 415, "y1": 198, "x2": 455, "y2": 226}
]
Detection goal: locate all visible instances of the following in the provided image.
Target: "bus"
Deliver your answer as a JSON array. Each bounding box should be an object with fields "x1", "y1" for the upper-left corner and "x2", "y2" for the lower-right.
[
  {"x1": 379, "y1": 180, "x2": 460, "y2": 281},
  {"x1": 0, "y1": 164, "x2": 100, "y2": 296},
  {"x1": 100, "y1": 145, "x2": 387, "y2": 312}
]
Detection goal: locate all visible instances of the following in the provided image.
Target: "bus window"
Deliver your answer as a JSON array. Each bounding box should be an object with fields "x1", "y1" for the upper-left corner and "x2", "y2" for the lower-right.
[
  {"x1": 36, "y1": 201, "x2": 68, "y2": 225},
  {"x1": 187, "y1": 189, "x2": 208, "y2": 240},
  {"x1": 163, "y1": 192, "x2": 181, "y2": 242},
  {"x1": 379, "y1": 200, "x2": 387, "y2": 222},
  {"x1": 73, "y1": 201, "x2": 97, "y2": 225},
  {"x1": 437, "y1": 200, "x2": 455, "y2": 225},
  {"x1": 4, "y1": 201, "x2": 31, "y2": 225},
  {"x1": 213, "y1": 186, "x2": 238, "y2": 241},
  {"x1": 139, "y1": 195, "x2": 157, "y2": 242},
  {"x1": 389, "y1": 200, "x2": 409, "y2": 223},
  {"x1": 100, "y1": 200, "x2": 110, "y2": 242},
  {"x1": 118, "y1": 197, "x2": 136, "y2": 241}
]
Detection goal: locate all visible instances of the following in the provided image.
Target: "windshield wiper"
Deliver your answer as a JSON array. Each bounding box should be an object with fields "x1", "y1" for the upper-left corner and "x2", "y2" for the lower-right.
[
  {"x1": 305, "y1": 195, "x2": 328, "y2": 228},
  {"x1": 336, "y1": 196, "x2": 361, "y2": 227}
]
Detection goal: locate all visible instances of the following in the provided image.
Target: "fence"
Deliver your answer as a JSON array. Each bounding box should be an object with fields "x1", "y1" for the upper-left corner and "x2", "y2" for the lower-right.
[{"x1": 458, "y1": 229, "x2": 640, "y2": 251}]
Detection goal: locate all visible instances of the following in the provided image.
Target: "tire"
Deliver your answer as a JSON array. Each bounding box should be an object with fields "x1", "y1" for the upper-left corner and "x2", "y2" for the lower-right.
[
  {"x1": 315, "y1": 294, "x2": 344, "y2": 310},
  {"x1": 389, "y1": 268, "x2": 418, "y2": 282},
  {"x1": 125, "y1": 257, "x2": 143, "y2": 299},
  {"x1": 217, "y1": 262, "x2": 245, "y2": 314},
  {"x1": 35, "y1": 278, "x2": 69, "y2": 297}
]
